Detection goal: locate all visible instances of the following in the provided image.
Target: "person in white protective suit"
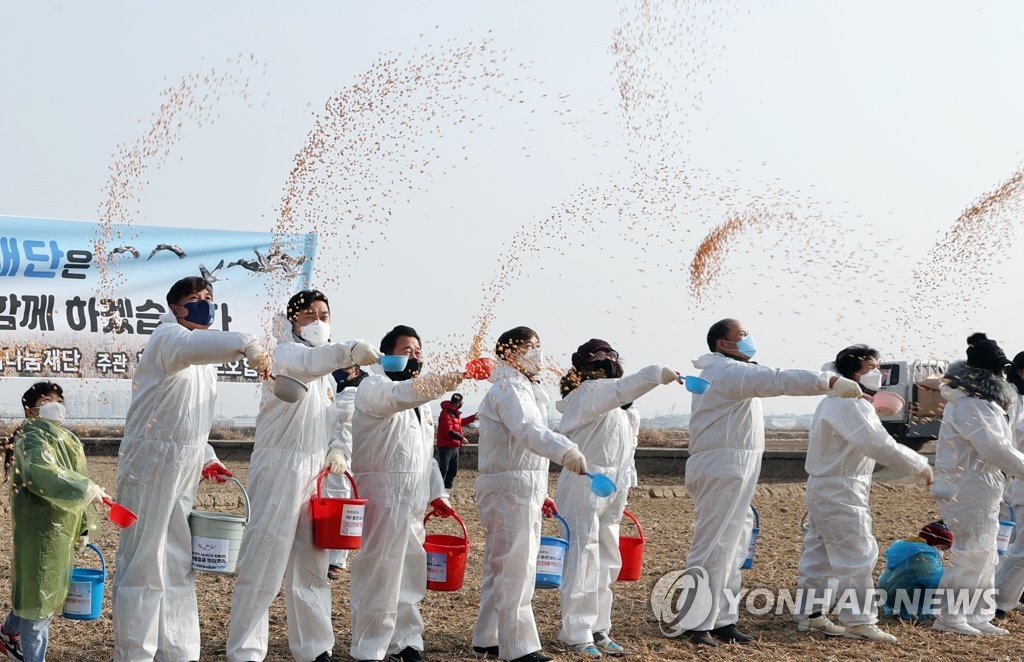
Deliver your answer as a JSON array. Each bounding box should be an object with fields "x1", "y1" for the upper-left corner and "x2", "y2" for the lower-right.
[
  {"x1": 348, "y1": 324, "x2": 464, "y2": 662},
  {"x1": 471, "y1": 326, "x2": 588, "y2": 662},
  {"x1": 114, "y1": 276, "x2": 271, "y2": 662},
  {"x1": 325, "y1": 364, "x2": 368, "y2": 579},
  {"x1": 932, "y1": 333, "x2": 1024, "y2": 636},
  {"x1": 554, "y1": 338, "x2": 681, "y2": 658},
  {"x1": 995, "y1": 351, "x2": 1024, "y2": 616},
  {"x1": 681, "y1": 318, "x2": 862, "y2": 647},
  {"x1": 227, "y1": 290, "x2": 382, "y2": 662},
  {"x1": 797, "y1": 345, "x2": 933, "y2": 643}
]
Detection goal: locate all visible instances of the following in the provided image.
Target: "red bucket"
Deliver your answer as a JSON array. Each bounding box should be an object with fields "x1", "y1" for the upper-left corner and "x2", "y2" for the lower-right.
[
  {"x1": 310, "y1": 469, "x2": 367, "y2": 550},
  {"x1": 617, "y1": 509, "x2": 645, "y2": 582},
  {"x1": 424, "y1": 511, "x2": 470, "y2": 592}
]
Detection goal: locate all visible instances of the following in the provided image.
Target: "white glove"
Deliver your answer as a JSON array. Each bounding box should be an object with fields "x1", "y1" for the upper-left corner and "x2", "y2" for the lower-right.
[
  {"x1": 919, "y1": 465, "x2": 934, "y2": 485},
  {"x1": 325, "y1": 448, "x2": 348, "y2": 476},
  {"x1": 661, "y1": 366, "x2": 680, "y2": 385},
  {"x1": 561, "y1": 448, "x2": 588, "y2": 475},
  {"x1": 75, "y1": 534, "x2": 89, "y2": 553},
  {"x1": 244, "y1": 341, "x2": 272, "y2": 374},
  {"x1": 87, "y1": 483, "x2": 110, "y2": 505},
  {"x1": 350, "y1": 341, "x2": 383, "y2": 366},
  {"x1": 831, "y1": 376, "x2": 862, "y2": 399}
]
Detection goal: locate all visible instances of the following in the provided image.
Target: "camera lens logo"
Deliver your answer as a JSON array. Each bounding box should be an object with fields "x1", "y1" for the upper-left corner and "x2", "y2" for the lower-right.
[{"x1": 650, "y1": 566, "x2": 714, "y2": 637}]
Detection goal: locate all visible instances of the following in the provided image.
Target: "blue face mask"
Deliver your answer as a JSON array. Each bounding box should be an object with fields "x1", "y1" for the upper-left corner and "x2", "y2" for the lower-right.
[
  {"x1": 181, "y1": 300, "x2": 216, "y2": 326},
  {"x1": 736, "y1": 335, "x2": 757, "y2": 358}
]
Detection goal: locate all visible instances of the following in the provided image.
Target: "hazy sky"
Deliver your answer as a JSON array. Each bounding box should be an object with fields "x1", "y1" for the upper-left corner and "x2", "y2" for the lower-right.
[{"x1": 3, "y1": 1, "x2": 1024, "y2": 417}]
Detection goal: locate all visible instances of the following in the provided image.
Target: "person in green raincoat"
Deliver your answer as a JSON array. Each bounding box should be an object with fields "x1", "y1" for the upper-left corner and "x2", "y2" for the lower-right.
[{"x1": 0, "y1": 382, "x2": 108, "y2": 662}]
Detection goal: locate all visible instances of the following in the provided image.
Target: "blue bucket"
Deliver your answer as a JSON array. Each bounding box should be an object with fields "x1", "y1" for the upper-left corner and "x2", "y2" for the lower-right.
[
  {"x1": 62, "y1": 543, "x2": 106, "y2": 620},
  {"x1": 998, "y1": 501, "x2": 1016, "y2": 556},
  {"x1": 536, "y1": 513, "x2": 570, "y2": 589},
  {"x1": 741, "y1": 505, "x2": 760, "y2": 570}
]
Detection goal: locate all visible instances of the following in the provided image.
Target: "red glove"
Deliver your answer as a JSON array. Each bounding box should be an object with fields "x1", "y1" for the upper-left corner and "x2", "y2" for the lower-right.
[
  {"x1": 429, "y1": 498, "x2": 456, "y2": 518},
  {"x1": 542, "y1": 497, "x2": 558, "y2": 517},
  {"x1": 202, "y1": 461, "x2": 233, "y2": 484}
]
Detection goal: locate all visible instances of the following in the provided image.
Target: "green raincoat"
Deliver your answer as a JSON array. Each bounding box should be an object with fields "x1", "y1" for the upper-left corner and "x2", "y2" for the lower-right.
[{"x1": 9, "y1": 418, "x2": 99, "y2": 619}]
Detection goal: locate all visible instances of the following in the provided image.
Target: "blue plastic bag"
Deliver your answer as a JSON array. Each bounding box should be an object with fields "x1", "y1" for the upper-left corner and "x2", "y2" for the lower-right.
[{"x1": 877, "y1": 539, "x2": 943, "y2": 620}]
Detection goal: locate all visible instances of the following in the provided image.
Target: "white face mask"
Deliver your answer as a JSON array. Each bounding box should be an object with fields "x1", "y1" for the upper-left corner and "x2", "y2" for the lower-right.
[
  {"x1": 858, "y1": 368, "x2": 883, "y2": 391},
  {"x1": 299, "y1": 320, "x2": 331, "y2": 347},
  {"x1": 520, "y1": 347, "x2": 544, "y2": 376},
  {"x1": 38, "y1": 401, "x2": 67, "y2": 424}
]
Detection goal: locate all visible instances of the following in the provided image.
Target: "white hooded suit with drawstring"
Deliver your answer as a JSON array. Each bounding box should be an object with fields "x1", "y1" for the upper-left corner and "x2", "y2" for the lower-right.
[
  {"x1": 114, "y1": 310, "x2": 260, "y2": 662},
  {"x1": 555, "y1": 364, "x2": 672, "y2": 646},
  {"x1": 798, "y1": 393, "x2": 929, "y2": 624},
  {"x1": 932, "y1": 364, "x2": 1024, "y2": 628},
  {"x1": 995, "y1": 392, "x2": 1024, "y2": 611},
  {"x1": 472, "y1": 361, "x2": 578, "y2": 661},
  {"x1": 684, "y1": 352, "x2": 832, "y2": 633},
  {"x1": 226, "y1": 333, "x2": 356, "y2": 662},
  {"x1": 348, "y1": 371, "x2": 451, "y2": 661}
]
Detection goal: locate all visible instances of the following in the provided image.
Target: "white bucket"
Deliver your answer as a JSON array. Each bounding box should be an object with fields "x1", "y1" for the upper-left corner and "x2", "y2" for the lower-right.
[
  {"x1": 998, "y1": 501, "x2": 1015, "y2": 556},
  {"x1": 189, "y1": 477, "x2": 250, "y2": 574}
]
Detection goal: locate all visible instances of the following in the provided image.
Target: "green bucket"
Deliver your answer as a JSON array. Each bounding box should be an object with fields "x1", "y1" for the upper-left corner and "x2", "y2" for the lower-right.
[{"x1": 189, "y1": 477, "x2": 250, "y2": 574}]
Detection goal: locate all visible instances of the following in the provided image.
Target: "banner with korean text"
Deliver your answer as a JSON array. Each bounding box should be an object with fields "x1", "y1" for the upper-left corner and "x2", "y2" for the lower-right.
[{"x1": 0, "y1": 216, "x2": 316, "y2": 383}]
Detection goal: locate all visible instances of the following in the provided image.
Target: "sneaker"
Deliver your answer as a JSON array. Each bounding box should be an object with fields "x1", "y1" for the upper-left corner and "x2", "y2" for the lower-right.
[
  {"x1": 797, "y1": 615, "x2": 846, "y2": 636},
  {"x1": 568, "y1": 642, "x2": 602, "y2": 659},
  {"x1": 313, "y1": 653, "x2": 332, "y2": 662},
  {"x1": 0, "y1": 628, "x2": 22, "y2": 662},
  {"x1": 509, "y1": 653, "x2": 554, "y2": 662},
  {"x1": 933, "y1": 621, "x2": 982, "y2": 636},
  {"x1": 327, "y1": 564, "x2": 342, "y2": 580},
  {"x1": 843, "y1": 624, "x2": 897, "y2": 643},
  {"x1": 592, "y1": 631, "x2": 624, "y2": 657},
  {"x1": 686, "y1": 631, "x2": 718, "y2": 647},
  {"x1": 472, "y1": 645, "x2": 500, "y2": 659},
  {"x1": 709, "y1": 624, "x2": 754, "y2": 644},
  {"x1": 972, "y1": 621, "x2": 1009, "y2": 636}
]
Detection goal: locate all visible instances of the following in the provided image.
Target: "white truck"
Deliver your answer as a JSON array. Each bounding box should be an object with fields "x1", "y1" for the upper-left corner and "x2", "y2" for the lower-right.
[{"x1": 877, "y1": 359, "x2": 950, "y2": 451}]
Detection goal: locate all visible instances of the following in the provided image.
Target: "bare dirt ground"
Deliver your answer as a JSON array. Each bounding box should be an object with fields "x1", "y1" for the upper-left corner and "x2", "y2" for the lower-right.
[{"x1": 0, "y1": 456, "x2": 1014, "y2": 661}]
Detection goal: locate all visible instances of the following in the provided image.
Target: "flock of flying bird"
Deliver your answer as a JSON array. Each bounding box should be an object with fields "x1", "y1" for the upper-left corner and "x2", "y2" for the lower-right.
[{"x1": 108, "y1": 244, "x2": 309, "y2": 281}]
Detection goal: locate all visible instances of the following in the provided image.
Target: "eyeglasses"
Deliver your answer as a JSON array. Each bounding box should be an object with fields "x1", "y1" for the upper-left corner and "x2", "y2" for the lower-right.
[{"x1": 589, "y1": 350, "x2": 619, "y2": 361}]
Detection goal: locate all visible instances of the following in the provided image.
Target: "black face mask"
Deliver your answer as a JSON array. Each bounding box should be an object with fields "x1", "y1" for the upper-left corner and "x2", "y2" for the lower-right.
[
  {"x1": 334, "y1": 368, "x2": 368, "y2": 391},
  {"x1": 386, "y1": 357, "x2": 423, "y2": 382},
  {"x1": 586, "y1": 359, "x2": 623, "y2": 379}
]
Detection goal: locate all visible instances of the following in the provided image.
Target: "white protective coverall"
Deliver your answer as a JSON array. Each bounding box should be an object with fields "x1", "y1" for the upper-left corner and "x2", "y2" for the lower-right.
[
  {"x1": 933, "y1": 383, "x2": 1024, "y2": 627},
  {"x1": 684, "y1": 352, "x2": 832, "y2": 632},
  {"x1": 995, "y1": 392, "x2": 1024, "y2": 611},
  {"x1": 798, "y1": 393, "x2": 930, "y2": 624},
  {"x1": 226, "y1": 334, "x2": 356, "y2": 661},
  {"x1": 114, "y1": 311, "x2": 258, "y2": 662},
  {"x1": 324, "y1": 383, "x2": 358, "y2": 569},
  {"x1": 348, "y1": 372, "x2": 450, "y2": 661},
  {"x1": 555, "y1": 365, "x2": 671, "y2": 646},
  {"x1": 625, "y1": 406, "x2": 641, "y2": 489},
  {"x1": 472, "y1": 361, "x2": 578, "y2": 661}
]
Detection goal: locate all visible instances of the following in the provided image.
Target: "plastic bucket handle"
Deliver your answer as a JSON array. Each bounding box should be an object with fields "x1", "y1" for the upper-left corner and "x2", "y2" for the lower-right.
[
  {"x1": 544, "y1": 512, "x2": 570, "y2": 545},
  {"x1": 83, "y1": 542, "x2": 107, "y2": 581},
  {"x1": 1003, "y1": 500, "x2": 1016, "y2": 524},
  {"x1": 423, "y1": 510, "x2": 470, "y2": 545},
  {"x1": 751, "y1": 505, "x2": 760, "y2": 528},
  {"x1": 622, "y1": 509, "x2": 645, "y2": 542},
  {"x1": 317, "y1": 468, "x2": 359, "y2": 500},
  {"x1": 197, "y1": 476, "x2": 250, "y2": 524}
]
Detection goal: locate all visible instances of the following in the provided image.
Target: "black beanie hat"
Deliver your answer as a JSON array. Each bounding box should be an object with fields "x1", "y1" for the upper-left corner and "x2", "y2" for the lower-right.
[
  {"x1": 571, "y1": 338, "x2": 614, "y2": 370},
  {"x1": 966, "y1": 332, "x2": 1010, "y2": 372}
]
